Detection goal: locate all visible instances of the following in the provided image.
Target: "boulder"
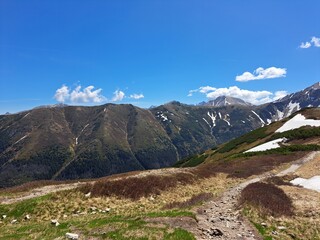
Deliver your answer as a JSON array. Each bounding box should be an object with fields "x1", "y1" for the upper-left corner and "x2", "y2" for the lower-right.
[{"x1": 66, "y1": 232, "x2": 79, "y2": 239}]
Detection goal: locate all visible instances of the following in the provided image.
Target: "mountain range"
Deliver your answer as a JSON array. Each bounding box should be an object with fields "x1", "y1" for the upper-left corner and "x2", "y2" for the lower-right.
[{"x1": 0, "y1": 82, "x2": 319, "y2": 187}]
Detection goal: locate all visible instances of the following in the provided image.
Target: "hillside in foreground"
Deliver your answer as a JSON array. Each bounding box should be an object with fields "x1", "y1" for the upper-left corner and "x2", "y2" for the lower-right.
[{"x1": 0, "y1": 108, "x2": 319, "y2": 239}]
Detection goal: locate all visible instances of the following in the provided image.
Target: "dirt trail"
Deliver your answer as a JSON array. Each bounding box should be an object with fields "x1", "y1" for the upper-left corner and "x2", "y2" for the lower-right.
[
  {"x1": 193, "y1": 151, "x2": 319, "y2": 240},
  {"x1": 0, "y1": 182, "x2": 86, "y2": 204}
]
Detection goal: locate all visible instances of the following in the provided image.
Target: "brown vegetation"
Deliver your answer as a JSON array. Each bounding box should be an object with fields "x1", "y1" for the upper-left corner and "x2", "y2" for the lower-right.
[
  {"x1": 265, "y1": 176, "x2": 293, "y2": 186},
  {"x1": 239, "y1": 182, "x2": 294, "y2": 217},
  {"x1": 80, "y1": 172, "x2": 197, "y2": 200}
]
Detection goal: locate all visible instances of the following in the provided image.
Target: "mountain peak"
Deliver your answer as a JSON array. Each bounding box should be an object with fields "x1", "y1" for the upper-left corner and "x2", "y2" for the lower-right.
[
  {"x1": 199, "y1": 96, "x2": 252, "y2": 107},
  {"x1": 307, "y1": 82, "x2": 320, "y2": 90}
]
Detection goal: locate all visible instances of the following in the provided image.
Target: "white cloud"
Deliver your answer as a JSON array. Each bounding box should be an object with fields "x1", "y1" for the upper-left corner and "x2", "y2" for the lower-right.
[
  {"x1": 273, "y1": 90, "x2": 288, "y2": 100},
  {"x1": 311, "y1": 36, "x2": 320, "y2": 47},
  {"x1": 189, "y1": 85, "x2": 288, "y2": 105},
  {"x1": 54, "y1": 85, "x2": 106, "y2": 103},
  {"x1": 54, "y1": 85, "x2": 70, "y2": 103},
  {"x1": 112, "y1": 90, "x2": 125, "y2": 102},
  {"x1": 236, "y1": 67, "x2": 287, "y2": 82},
  {"x1": 300, "y1": 36, "x2": 320, "y2": 48},
  {"x1": 188, "y1": 86, "x2": 216, "y2": 96},
  {"x1": 300, "y1": 41, "x2": 311, "y2": 49},
  {"x1": 129, "y1": 93, "x2": 144, "y2": 99}
]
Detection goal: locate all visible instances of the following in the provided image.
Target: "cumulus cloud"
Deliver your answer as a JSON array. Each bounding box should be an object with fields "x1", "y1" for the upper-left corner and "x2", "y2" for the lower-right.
[
  {"x1": 129, "y1": 93, "x2": 144, "y2": 99},
  {"x1": 189, "y1": 85, "x2": 288, "y2": 105},
  {"x1": 273, "y1": 90, "x2": 288, "y2": 100},
  {"x1": 54, "y1": 85, "x2": 106, "y2": 103},
  {"x1": 300, "y1": 41, "x2": 311, "y2": 49},
  {"x1": 236, "y1": 67, "x2": 287, "y2": 82},
  {"x1": 188, "y1": 86, "x2": 216, "y2": 96},
  {"x1": 54, "y1": 85, "x2": 70, "y2": 103},
  {"x1": 112, "y1": 90, "x2": 125, "y2": 102},
  {"x1": 311, "y1": 36, "x2": 320, "y2": 47},
  {"x1": 300, "y1": 36, "x2": 320, "y2": 48}
]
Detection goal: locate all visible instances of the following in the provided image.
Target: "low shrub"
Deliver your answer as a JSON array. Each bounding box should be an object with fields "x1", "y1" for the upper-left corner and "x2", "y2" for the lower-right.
[
  {"x1": 80, "y1": 172, "x2": 196, "y2": 200},
  {"x1": 217, "y1": 127, "x2": 269, "y2": 153},
  {"x1": 265, "y1": 176, "x2": 293, "y2": 186},
  {"x1": 239, "y1": 182, "x2": 293, "y2": 217}
]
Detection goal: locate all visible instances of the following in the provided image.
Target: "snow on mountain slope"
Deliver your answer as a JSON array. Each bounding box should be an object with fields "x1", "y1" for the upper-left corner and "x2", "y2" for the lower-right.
[
  {"x1": 244, "y1": 138, "x2": 286, "y2": 153},
  {"x1": 275, "y1": 114, "x2": 320, "y2": 133}
]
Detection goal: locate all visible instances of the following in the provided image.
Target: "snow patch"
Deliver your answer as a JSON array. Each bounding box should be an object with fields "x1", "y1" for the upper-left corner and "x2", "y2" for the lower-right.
[
  {"x1": 291, "y1": 176, "x2": 320, "y2": 192},
  {"x1": 286, "y1": 101, "x2": 300, "y2": 117},
  {"x1": 76, "y1": 124, "x2": 89, "y2": 145},
  {"x1": 160, "y1": 114, "x2": 168, "y2": 122},
  {"x1": 275, "y1": 114, "x2": 320, "y2": 133},
  {"x1": 241, "y1": 120, "x2": 246, "y2": 123},
  {"x1": 21, "y1": 113, "x2": 30, "y2": 120},
  {"x1": 251, "y1": 110, "x2": 265, "y2": 126},
  {"x1": 224, "y1": 119, "x2": 231, "y2": 126},
  {"x1": 218, "y1": 112, "x2": 221, "y2": 119},
  {"x1": 266, "y1": 119, "x2": 272, "y2": 125},
  {"x1": 276, "y1": 109, "x2": 284, "y2": 120},
  {"x1": 202, "y1": 118, "x2": 211, "y2": 128},
  {"x1": 14, "y1": 135, "x2": 28, "y2": 145},
  {"x1": 207, "y1": 112, "x2": 216, "y2": 127},
  {"x1": 245, "y1": 138, "x2": 286, "y2": 153}
]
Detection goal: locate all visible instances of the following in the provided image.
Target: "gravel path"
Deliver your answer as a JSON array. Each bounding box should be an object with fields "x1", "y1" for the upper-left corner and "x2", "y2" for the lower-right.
[{"x1": 194, "y1": 151, "x2": 319, "y2": 239}]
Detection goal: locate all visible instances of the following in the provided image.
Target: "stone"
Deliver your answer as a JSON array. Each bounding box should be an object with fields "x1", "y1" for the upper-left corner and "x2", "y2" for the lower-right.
[
  {"x1": 11, "y1": 219, "x2": 17, "y2": 224},
  {"x1": 2, "y1": 215, "x2": 6, "y2": 219},
  {"x1": 66, "y1": 232, "x2": 79, "y2": 239},
  {"x1": 261, "y1": 222, "x2": 267, "y2": 226},
  {"x1": 25, "y1": 214, "x2": 31, "y2": 220},
  {"x1": 105, "y1": 208, "x2": 111, "y2": 212},
  {"x1": 278, "y1": 226, "x2": 286, "y2": 230},
  {"x1": 51, "y1": 219, "x2": 60, "y2": 227},
  {"x1": 90, "y1": 207, "x2": 97, "y2": 211},
  {"x1": 149, "y1": 196, "x2": 155, "y2": 201},
  {"x1": 85, "y1": 192, "x2": 91, "y2": 198},
  {"x1": 209, "y1": 228, "x2": 223, "y2": 236},
  {"x1": 63, "y1": 214, "x2": 68, "y2": 218}
]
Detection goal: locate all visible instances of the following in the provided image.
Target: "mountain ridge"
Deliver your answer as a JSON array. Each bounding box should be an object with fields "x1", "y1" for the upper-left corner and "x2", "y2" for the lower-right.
[{"x1": 0, "y1": 82, "x2": 319, "y2": 187}]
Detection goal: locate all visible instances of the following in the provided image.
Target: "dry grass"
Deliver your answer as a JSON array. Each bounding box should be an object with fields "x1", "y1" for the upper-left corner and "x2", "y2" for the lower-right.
[
  {"x1": 294, "y1": 152, "x2": 320, "y2": 178},
  {"x1": 239, "y1": 182, "x2": 294, "y2": 217},
  {"x1": 163, "y1": 192, "x2": 213, "y2": 209},
  {"x1": 0, "y1": 179, "x2": 78, "y2": 194},
  {"x1": 19, "y1": 174, "x2": 236, "y2": 221}
]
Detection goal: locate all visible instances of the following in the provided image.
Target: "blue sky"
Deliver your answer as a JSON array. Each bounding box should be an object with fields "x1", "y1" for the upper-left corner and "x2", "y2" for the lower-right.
[{"x1": 0, "y1": 0, "x2": 319, "y2": 114}]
